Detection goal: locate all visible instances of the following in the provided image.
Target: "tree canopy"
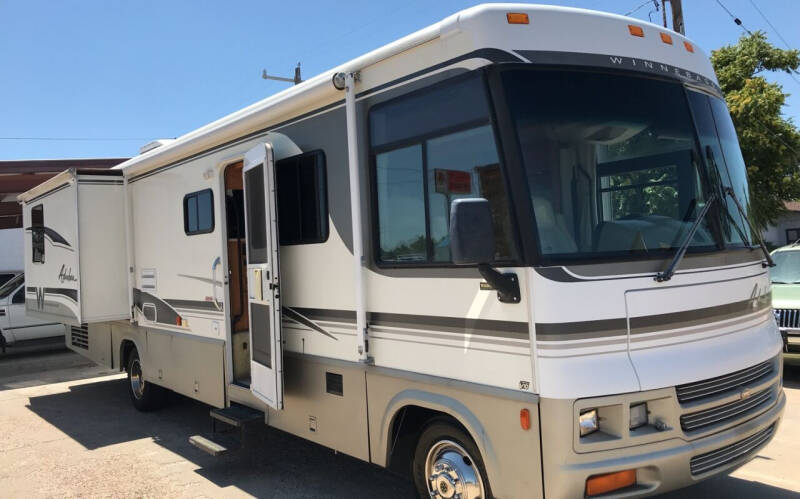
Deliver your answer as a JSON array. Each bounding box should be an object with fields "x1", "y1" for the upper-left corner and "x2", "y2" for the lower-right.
[{"x1": 710, "y1": 32, "x2": 800, "y2": 231}]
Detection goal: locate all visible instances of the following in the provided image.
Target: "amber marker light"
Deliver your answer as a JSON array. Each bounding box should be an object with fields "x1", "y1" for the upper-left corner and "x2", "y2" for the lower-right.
[
  {"x1": 660, "y1": 32, "x2": 673, "y2": 45},
  {"x1": 628, "y1": 24, "x2": 644, "y2": 37},
  {"x1": 684, "y1": 41, "x2": 695, "y2": 53},
  {"x1": 520, "y1": 408, "x2": 531, "y2": 430},
  {"x1": 585, "y1": 470, "x2": 636, "y2": 496},
  {"x1": 506, "y1": 12, "x2": 529, "y2": 25}
]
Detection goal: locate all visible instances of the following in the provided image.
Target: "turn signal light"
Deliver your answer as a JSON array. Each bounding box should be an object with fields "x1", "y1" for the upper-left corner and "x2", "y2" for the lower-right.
[
  {"x1": 506, "y1": 13, "x2": 529, "y2": 25},
  {"x1": 628, "y1": 24, "x2": 644, "y2": 37},
  {"x1": 660, "y1": 32, "x2": 673, "y2": 44},
  {"x1": 586, "y1": 469, "x2": 636, "y2": 496},
  {"x1": 684, "y1": 41, "x2": 695, "y2": 53},
  {"x1": 520, "y1": 408, "x2": 531, "y2": 430}
]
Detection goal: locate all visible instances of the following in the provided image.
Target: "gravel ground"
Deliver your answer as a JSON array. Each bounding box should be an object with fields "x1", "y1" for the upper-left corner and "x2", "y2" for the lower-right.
[{"x1": 0, "y1": 346, "x2": 798, "y2": 498}]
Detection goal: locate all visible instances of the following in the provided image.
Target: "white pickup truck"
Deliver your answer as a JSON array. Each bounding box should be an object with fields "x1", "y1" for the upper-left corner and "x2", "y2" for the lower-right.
[{"x1": 0, "y1": 273, "x2": 64, "y2": 353}]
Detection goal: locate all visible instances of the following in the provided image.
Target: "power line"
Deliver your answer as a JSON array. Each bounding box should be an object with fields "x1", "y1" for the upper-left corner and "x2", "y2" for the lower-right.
[
  {"x1": 714, "y1": 0, "x2": 754, "y2": 35},
  {"x1": 0, "y1": 137, "x2": 166, "y2": 142},
  {"x1": 748, "y1": 0, "x2": 793, "y2": 51},
  {"x1": 624, "y1": 0, "x2": 656, "y2": 17}
]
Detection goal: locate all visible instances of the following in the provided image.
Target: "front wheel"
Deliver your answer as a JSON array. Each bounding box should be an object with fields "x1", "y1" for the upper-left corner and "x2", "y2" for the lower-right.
[
  {"x1": 413, "y1": 421, "x2": 492, "y2": 499},
  {"x1": 127, "y1": 348, "x2": 164, "y2": 411}
]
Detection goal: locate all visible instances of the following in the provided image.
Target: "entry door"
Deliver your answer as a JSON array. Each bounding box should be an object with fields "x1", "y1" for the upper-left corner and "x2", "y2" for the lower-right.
[{"x1": 242, "y1": 143, "x2": 283, "y2": 410}]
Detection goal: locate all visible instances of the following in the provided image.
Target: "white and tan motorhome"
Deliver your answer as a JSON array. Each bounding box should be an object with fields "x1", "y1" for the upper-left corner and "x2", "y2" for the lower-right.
[{"x1": 18, "y1": 4, "x2": 785, "y2": 498}]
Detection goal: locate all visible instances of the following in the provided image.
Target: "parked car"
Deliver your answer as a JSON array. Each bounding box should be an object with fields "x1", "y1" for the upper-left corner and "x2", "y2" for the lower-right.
[
  {"x1": 770, "y1": 245, "x2": 800, "y2": 360},
  {"x1": 0, "y1": 273, "x2": 65, "y2": 353}
]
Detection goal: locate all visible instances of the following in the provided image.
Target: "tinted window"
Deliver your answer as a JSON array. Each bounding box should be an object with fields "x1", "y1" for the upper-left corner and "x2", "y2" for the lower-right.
[
  {"x1": 0, "y1": 273, "x2": 23, "y2": 299},
  {"x1": 276, "y1": 150, "x2": 328, "y2": 245},
  {"x1": 32, "y1": 204, "x2": 44, "y2": 263},
  {"x1": 370, "y1": 73, "x2": 517, "y2": 265},
  {"x1": 183, "y1": 189, "x2": 214, "y2": 235},
  {"x1": 12, "y1": 287, "x2": 24, "y2": 304}
]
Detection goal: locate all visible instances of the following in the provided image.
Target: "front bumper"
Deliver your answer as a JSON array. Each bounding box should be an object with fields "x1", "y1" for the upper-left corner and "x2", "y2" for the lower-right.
[{"x1": 551, "y1": 389, "x2": 785, "y2": 497}]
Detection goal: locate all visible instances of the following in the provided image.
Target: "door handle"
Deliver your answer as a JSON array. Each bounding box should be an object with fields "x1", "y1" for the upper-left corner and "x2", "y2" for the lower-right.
[{"x1": 212, "y1": 256, "x2": 222, "y2": 311}]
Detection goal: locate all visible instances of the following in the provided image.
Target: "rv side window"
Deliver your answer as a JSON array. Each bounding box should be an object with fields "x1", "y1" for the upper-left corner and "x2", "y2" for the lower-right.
[
  {"x1": 276, "y1": 150, "x2": 328, "y2": 245},
  {"x1": 183, "y1": 189, "x2": 215, "y2": 235},
  {"x1": 369, "y1": 73, "x2": 517, "y2": 265},
  {"x1": 32, "y1": 204, "x2": 45, "y2": 263}
]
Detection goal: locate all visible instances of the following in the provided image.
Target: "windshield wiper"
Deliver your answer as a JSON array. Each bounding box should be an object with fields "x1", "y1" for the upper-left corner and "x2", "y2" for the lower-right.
[
  {"x1": 723, "y1": 186, "x2": 775, "y2": 268},
  {"x1": 656, "y1": 192, "x2": 719, "y2": 282}
]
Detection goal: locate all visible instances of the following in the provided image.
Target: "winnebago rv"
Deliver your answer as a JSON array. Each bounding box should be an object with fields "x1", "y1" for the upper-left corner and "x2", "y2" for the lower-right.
[{"x1": 18, "y1": 4, "x2": 784, "y2": 498}]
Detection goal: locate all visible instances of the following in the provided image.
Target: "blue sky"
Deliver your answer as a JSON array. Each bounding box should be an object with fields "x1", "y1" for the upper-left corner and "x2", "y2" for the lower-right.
[{"x1": 1, "y1": 0, "x2": 798, "y2": 160}]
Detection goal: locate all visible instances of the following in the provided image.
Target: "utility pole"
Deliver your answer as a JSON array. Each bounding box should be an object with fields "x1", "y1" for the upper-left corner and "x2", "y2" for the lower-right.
[
  {"x1": 670, "y1": 0, "x2": 684, "y2": 35},
  {"x1": 660, "y1": 0, "x2": 685, "y2": 34}
]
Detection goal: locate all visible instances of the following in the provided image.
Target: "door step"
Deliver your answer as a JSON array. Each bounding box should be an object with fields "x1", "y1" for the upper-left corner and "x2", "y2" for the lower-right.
[
  {"x1": 189, "y1": 404, "x2": 264, "y2": 457},
  {"x1": 210, "y1": 404, "x2": 264, "y2": 428},
  {"x1": 189, "y1": 434, "x2": 237, "y2": 457}
]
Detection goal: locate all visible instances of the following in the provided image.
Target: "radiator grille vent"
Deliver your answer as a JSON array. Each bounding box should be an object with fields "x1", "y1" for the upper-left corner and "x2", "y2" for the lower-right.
[
  {"x1": 774, "y1": 308, "x2": 800, "y2": 329},
  {"x1": 70, "y1": 324, "x2": 88, "y2": 350},
  {"x1": 690, "y1": 424, "x2": 775, "y2": 476},
  {"x1": 676, "y1": 359, "x2": 774, "y2": 403},
  {"x1": 680, "y1": 386, "x2": 775, "y2": 432}
]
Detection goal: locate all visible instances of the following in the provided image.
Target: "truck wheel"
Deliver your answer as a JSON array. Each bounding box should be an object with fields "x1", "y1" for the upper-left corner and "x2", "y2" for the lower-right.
[
  {"x1": 126, "y1": 348, "x2": 164, "y2": 411},
  {"x1": 412, "y1": 421, "x2": 492, "y2": 499}
]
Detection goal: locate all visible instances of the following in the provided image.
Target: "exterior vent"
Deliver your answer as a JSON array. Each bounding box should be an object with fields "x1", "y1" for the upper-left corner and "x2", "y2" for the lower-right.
[
  {"x1": 70, "y1": 324, "x2": 88, "y2": 350},
  {"x1": 690, "y1": 424, "x2": 774, "y2": 475},
  {"x1": 676, "y1": 359, "x2": 774, "y2": 403},
  {"x1": 326, "y1": 372, "x2": 343, "y2": 396},
  {"x1": 139, "y1": 139, "x2": 176, "y2": 155}
]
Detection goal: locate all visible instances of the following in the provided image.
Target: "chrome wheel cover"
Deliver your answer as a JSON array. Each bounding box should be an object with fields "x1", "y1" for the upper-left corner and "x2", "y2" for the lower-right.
[
  {"x1": 425, "y1": 439, "x2": 485, "y2": 499},
  {"x1": 130, "y1": 358, "x2": 145, "y2": 400}
]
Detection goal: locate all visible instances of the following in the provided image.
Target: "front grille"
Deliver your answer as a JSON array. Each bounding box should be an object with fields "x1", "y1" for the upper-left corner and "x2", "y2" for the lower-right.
[
  {"x1": 70, "y1": 324, "x2": 88, "y2": 349},
  {"x1": 680, "y1": 386, "x2": 774, "y2": 432},
  {"x1": 676, "y1": 359, "x2": 774, "y2": 403},
  {"x1": 775, "y1": 308, "x2": 800, "y2": 329},
  {"x1": 690, "y1": 424, "x2": 775, "y2": 475}
]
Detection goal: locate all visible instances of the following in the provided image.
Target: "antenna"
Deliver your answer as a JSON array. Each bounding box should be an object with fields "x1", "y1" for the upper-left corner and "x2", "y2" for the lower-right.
[{"x1": 262, "y1": 63, "x2": 303, "y2": 85}]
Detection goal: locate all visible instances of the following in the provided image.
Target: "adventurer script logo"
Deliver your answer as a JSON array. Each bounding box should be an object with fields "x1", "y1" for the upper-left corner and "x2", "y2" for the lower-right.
[{"x1": 58, "y1": 264, "x2": 77, "y2": 283}]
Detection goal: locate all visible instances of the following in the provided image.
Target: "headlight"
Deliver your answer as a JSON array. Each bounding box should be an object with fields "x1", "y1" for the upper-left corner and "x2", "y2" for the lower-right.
[
  {"x1": 629, "y1": 403, "x2": 648, "y2": 430},
  {"x1": 579, "y1": 409, "x2": 599, "y2": 436}
]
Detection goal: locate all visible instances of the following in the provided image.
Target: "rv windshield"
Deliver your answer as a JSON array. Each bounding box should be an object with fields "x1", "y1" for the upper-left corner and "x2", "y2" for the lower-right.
[{"x1": 501, "y1": 68, "x2": 751, "y2": 263}]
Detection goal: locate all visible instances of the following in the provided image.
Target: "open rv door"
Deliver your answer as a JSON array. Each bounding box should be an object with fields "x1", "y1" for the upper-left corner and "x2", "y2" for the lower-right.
[{"x1": 243, "y1": 143, "x2": 283, "y2": 410}]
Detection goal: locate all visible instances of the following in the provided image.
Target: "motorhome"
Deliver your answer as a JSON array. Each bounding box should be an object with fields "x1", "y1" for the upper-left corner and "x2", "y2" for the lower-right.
[{"x1": 18, "y1": 4, "x2": 784, "y2": 498}]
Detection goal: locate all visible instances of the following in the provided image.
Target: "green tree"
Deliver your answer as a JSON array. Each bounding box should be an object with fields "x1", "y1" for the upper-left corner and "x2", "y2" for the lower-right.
[{"x1": 711, "y1": 32, "x2": 800, "y2": 231}]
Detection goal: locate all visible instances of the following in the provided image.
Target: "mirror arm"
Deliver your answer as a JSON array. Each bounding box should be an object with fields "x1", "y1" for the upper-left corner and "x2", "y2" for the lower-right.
[{"x1": 477, "y1": 264, "x2": 521, "y2": 304}]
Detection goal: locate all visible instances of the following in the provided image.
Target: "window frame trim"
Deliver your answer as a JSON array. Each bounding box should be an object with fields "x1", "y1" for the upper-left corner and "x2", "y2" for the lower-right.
[
  {"x1": 31, "y1": 203, "x2": 45, "y2": 264},
  {"x1": 367, "y1": 69, "x2": 523, "y2": 269},
  {"x1": 183, "y1": 188, "x2": 215, "y2": 236}
]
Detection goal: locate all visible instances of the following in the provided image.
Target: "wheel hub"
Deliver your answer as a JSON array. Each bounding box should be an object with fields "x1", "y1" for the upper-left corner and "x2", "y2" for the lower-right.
[
  {"x1": 130, "y1": 359, "x2": 145, "y2": 400},
  {"x1": 425, "y1": 441, "x2": 484, "y2": 499}
]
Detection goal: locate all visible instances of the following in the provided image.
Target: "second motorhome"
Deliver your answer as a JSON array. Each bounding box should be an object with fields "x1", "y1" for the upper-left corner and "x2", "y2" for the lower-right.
[{"x1": 19, "y1": 4, "x2": 784, "y2": 498}]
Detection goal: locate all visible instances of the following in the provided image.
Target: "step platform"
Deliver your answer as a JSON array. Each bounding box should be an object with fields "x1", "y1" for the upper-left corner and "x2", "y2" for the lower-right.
[{"x1": 189, "y1": 404, "x2": 264, "y2": 457}]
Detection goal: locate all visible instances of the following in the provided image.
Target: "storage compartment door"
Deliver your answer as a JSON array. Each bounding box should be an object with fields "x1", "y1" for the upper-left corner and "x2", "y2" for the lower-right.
[
  {"x1": 22, "y1": 180, "x2": 82, "y2": 325},
  {"x1": 243, "y1": 143, "x2": 284, "y2": 410}
]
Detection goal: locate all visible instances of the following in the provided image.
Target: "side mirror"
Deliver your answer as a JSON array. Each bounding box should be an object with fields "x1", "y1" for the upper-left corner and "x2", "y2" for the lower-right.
[
  {"x1": 449, "y1": 198, "x2": 496, "y2": 265},
  {"x1": 449, "y1": 198, "x2": 520, "y2": 304}
]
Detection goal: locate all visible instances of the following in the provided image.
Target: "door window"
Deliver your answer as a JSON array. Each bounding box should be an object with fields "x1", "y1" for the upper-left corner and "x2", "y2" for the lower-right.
[
  {"x1": 245, "y1": 166, "x2": 268, "y2": 264},
  {"x1": 276, "y1": 150, "x2": 328, "y2": 245},
  {"x1": 12, "y1": 287, "x2": 24, "y2": 305}
]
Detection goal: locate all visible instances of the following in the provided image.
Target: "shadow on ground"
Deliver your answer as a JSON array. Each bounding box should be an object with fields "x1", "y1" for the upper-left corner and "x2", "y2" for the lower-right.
[
  {"x1": 0, "y1": 346, "x2": 102, "y2": 390},
  {"x1": 26, "y1": 378, "x2": 416, "y2": 498}
]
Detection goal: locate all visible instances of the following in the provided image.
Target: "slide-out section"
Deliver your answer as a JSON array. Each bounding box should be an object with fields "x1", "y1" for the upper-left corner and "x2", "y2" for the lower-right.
[{"x1": 18, "y1": 169, "x2": 129, "y2": 326}]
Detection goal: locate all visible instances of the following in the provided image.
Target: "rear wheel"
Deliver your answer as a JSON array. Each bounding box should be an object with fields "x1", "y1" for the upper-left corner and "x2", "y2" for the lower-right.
[
  {"x1": 126, "y1": 348, "x2": 164, "y2": 411},
  {"x1": 413, "y1": 421, "x2": 491, "y2": 499}
]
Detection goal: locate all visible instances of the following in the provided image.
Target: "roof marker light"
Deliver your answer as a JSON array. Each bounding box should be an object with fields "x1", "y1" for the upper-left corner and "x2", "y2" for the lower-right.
[
  {"x1": 660, "y1": 32, "x2": 673, "y2": 45},
  {"x1": 628, "y1": 24, "x2": 644, "y2": 37},
  {"x1": 506, "y1": 13, "x2": 529, "y2": 25},
  {"x1": 684, "y1": 41, "x2": 695, "y2": 53}
]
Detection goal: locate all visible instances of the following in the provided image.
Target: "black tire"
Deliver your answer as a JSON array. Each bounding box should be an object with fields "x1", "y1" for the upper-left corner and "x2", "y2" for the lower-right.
[
  {"x1": 126, "y1": 348, "x2": 164, "y2": 411},
  {"x1": 412, "y1": 421, "x2": 493, "y2": 499}
]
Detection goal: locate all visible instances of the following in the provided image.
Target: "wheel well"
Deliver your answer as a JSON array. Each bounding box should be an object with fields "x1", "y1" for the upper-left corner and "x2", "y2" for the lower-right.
[
  {"x1": 120, "y1": 340, "x2": 137, "y2": 372},
  {"x1": 386, "y1": 405, "x2": 469, "y2": 477}
]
